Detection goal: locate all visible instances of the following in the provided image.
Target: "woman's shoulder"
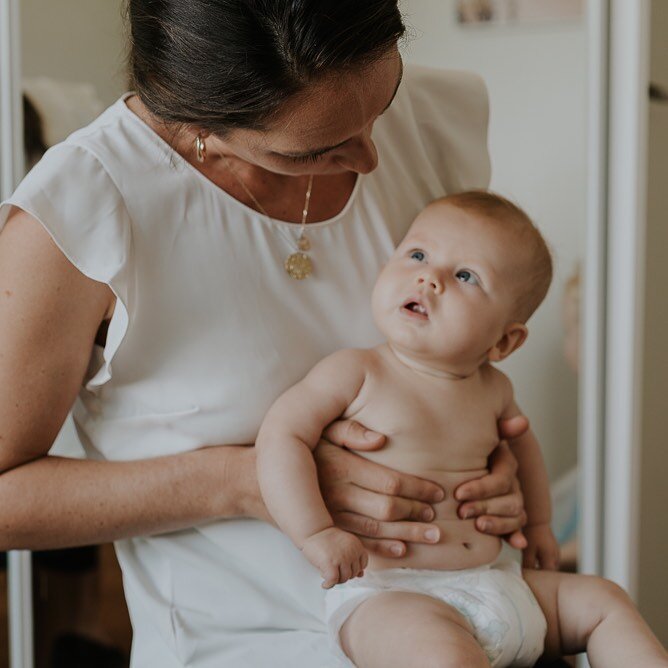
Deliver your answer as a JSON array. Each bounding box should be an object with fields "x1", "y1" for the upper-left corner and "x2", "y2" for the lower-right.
[
  {"x1": 373, "y1": 64, "x2": 492, "y2": 195},
  {"x1": 0, "y1": 113, "x2": 134, "y2": 287},
  {"x1": 379, "y1": 64, "x2": 490, "y2": 136},
  {"x1": 60, "y1": 95, "x2": 169, "y2": 179},
  {"x1": 3, "y1": 94, "x2": 183, "y2": 258},
  {"x1": 10, "y1": 96, "x2": 148, "y2": 202},
  {"x1": 401, "y1": 64, "x2": 489, "y2": 110}
]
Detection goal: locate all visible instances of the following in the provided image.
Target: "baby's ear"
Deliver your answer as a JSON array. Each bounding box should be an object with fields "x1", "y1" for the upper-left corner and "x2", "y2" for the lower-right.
[{"x1": 487, "y1": 323, "x2": 528, "y2": 362}]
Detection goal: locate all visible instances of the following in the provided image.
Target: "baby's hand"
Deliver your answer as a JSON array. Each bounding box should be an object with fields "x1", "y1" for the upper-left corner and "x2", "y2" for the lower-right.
[
  {"x1": 522, "y1": 523, "x2": 560, "y2": 571},
  {"x1": 301, "y1": 527, "x2": 368, "y2": 589}
]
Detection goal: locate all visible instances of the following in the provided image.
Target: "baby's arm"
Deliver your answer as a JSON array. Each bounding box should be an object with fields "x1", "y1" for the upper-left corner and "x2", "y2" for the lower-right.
[
  {"x1": 256, "y1": 349, "x2": 370, "y2": 588},
  {"x1": 498, "y1": 374, "x2": 560, "y2": 570}
]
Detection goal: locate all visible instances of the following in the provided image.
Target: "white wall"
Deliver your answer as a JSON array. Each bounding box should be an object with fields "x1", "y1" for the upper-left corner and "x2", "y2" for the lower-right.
[
  {"x1": 21, "y1": 0, "x2": 126, "y2": 106},
  {"x1": 402, "y1": 0, "x2": 586, "y2": 480}
]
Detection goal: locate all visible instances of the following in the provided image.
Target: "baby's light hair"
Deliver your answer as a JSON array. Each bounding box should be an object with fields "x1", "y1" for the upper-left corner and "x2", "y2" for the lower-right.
[{"x1": 440, "y1": 190, "x2": 553, "y2": 323}]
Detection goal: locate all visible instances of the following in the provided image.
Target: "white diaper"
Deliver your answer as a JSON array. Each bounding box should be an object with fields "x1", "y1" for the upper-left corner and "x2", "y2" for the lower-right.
[{"x1": 324, "y1": 551, "x2": 547, "y2": 667}]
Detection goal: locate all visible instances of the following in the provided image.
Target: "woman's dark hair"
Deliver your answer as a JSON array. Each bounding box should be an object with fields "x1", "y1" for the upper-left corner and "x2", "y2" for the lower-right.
[{"x1": 127, "y1": 0, "x2": 405, "y2": 135}]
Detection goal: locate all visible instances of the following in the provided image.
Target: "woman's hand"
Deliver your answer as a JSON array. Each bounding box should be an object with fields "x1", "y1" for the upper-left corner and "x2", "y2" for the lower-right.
[
  {"x1": 315, "y1": 420, "x2": 445, "y2": 559},
  {"x1": 453, "y1": 416, "x2": 529, "y2": 550}
]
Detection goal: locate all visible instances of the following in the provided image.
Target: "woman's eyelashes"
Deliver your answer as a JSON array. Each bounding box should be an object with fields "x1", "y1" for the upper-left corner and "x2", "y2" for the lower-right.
[{"x1": 290, "y1": 151, "x2": 326, "y2": 164}]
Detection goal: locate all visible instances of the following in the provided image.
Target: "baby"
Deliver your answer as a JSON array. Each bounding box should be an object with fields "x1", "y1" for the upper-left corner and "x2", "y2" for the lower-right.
[{"x1": 257, "y1": 192, "x2": 668, "y2": 667}]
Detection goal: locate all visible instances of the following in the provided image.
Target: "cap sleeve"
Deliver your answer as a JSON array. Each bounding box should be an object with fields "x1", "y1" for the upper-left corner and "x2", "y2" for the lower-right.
[
  {"x1": 0, "y1": 144, "x2": 133, "y2": 390},
  {"x1": 404, "y1": 65, "x2": 492, "y2": 193}
]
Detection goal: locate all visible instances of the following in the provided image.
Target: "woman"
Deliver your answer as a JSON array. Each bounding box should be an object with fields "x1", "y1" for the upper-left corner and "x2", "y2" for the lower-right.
[{"x1": 0, "y1": 1, "x2": 528, "y2": 665}]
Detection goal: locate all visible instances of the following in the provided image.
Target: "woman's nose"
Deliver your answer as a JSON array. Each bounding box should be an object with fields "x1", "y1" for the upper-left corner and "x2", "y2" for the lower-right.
[
  {"x1": 335, "y1": 129, "x2": 378, "y2": 174},
  {"x1": 416, "y1": 273, "x2": 443, "y2": 294}
]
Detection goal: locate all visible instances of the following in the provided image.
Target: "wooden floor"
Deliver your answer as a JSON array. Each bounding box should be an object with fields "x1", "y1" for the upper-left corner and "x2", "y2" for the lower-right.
[{"x1": 0, "y1": 545, "x2": 131, "y2": 668}]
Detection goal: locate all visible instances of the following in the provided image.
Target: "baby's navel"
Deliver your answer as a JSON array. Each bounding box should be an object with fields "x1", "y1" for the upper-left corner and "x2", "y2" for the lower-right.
[{"x1": 462, "y1": 542, "x2": 472, "y2": 550}]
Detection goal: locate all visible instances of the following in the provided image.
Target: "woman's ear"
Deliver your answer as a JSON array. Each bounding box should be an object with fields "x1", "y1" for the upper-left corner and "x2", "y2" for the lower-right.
[{"x1": 487, "y1": 323, "x2": 528, "y2": 362}]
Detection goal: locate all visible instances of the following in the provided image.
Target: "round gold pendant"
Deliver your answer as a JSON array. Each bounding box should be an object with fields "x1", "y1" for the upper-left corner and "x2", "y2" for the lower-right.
[{"x1": 285, "y1": 252, "x2": 313, "y2": 280}]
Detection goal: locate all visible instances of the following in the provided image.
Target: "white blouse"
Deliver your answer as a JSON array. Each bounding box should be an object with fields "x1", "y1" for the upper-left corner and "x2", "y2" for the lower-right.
[{"x1": 0, "y1": 65, "x2": 491, "y2": 667}]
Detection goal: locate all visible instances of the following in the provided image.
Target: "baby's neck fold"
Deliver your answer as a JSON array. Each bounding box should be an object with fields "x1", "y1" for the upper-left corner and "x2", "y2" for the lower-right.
[{"x1": 384, "y1": 343, "x2": 480, "y2": 381}]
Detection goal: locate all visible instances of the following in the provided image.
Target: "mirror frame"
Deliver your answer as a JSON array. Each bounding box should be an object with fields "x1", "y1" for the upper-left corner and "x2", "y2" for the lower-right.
[
  {"x1": 580, "y1": 0, "x2": 609, "y2": 582},
  {"x1": 601, "y1": 0, "x2": 651, "y2": 594}
]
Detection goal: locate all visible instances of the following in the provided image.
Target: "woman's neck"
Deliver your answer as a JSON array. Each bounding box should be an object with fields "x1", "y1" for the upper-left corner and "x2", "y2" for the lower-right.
[{"x1": 124, "y1": 95, "x2": 357, "y2": 223}]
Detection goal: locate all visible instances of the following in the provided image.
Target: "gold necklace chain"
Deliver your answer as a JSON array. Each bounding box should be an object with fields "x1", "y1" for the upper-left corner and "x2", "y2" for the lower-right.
[{"x1": 222, "y1": 156, "x2": 315, "y2": 279}]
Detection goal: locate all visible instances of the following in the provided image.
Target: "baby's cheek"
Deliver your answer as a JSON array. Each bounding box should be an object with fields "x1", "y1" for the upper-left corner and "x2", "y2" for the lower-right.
[
  {"x1": 439, "y1": 319, "x2": 481, "y2": 357},
  {"x1": 370, "y1": 282, "x2": 392, "y2": 330}
]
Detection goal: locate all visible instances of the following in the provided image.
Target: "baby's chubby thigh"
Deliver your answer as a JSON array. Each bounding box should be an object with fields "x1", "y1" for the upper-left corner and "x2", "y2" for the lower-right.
[
  {"x1": 326, "y1": 558, "x2": 547, "y2": 668},
  {"x1": 339, "y1": 590, "x2": 491, "y2": 668}
]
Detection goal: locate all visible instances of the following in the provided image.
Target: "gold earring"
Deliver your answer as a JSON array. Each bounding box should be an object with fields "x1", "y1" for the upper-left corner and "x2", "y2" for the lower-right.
[{"x1": 195, "y1": 134, "x2": 207, "y2": 163}]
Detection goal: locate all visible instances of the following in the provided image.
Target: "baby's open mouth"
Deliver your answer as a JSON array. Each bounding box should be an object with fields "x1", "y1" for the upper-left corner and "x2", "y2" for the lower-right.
[{"x1": 402, "y1": 300, "x2": 429, "y2": 318}]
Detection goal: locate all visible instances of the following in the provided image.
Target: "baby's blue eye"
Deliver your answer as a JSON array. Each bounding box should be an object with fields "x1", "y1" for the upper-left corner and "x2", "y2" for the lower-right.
[
  {"x1": 410, "y1": 250, "x2": 426, "y2": 262},
  {"x1": 456, "y1": 270, "x2": 480, "y2": 286}
]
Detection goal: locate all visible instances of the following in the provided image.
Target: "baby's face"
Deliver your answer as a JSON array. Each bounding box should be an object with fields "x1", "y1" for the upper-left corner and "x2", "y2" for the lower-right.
[{"x1": 372, "y1": 201, "x2": 523, "y2": 370}]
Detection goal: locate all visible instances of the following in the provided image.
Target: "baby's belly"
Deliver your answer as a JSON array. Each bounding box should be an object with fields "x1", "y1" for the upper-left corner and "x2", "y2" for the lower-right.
[{"x1": 368, "y1": 468, "x2": 502, "y2": 572}]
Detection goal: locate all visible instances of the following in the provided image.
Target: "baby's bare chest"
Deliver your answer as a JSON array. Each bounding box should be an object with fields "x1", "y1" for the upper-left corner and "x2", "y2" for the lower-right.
[{"x1": 345, "y1": 370, "x2": 502, "y2": 474}]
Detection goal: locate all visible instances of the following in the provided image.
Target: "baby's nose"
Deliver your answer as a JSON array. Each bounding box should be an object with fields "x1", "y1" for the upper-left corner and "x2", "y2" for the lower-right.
[{"x1": 416, "y1": 274, "x2": 443, "y2": 294}]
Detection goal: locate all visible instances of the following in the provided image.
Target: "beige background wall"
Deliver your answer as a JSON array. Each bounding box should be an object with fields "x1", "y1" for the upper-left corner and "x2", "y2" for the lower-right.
[
  {"x1": 637, "y1": 0, "x2": 668, "y2": 645},
  {"x1": 21, "y1": 0, "x2": 126, "y2": 106},
  {"x1": 402, "y1": 0, "x2": 585, "y2": 480}
]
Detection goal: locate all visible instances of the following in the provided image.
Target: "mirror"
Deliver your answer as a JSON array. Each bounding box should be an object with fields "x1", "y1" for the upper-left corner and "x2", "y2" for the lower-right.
[{"x1": 2, "y1": 1, "x2": 592, "y2": 666}]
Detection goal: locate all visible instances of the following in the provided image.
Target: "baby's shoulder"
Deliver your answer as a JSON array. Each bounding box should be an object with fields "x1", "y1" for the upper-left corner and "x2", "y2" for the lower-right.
[
  {"x1": 479, "y1": 363, "x2": 514, "y2": 399},
  {"x1": 314, "y1": 347, "x2": 377, "y2": 377}
]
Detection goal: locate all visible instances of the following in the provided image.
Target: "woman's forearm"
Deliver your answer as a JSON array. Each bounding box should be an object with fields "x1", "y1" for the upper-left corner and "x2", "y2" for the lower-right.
[{"x1": 0, "y1": 444, "x2": 259, "y2": 550}]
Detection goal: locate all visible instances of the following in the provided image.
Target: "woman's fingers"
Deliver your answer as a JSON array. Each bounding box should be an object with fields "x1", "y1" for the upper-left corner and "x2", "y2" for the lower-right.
[
  {"x1": 326, "y1": 483, "x2": 435, "y2": 522},
  {"x1": 316, "y1": 428, "x2": 444, "y2": 504},
  {"x1": 457, "y1": 488, "x2": 524, "y2": 520},
  {"x1": 497, "y1": 415, "x2": 529, "y2": 441},
  {"x1": 454, "y1": 471, "x2": 513, "y2": 502},
  {"x1": 333, "y1": 511, "x2": 441, "y2": 544},
  {"x1": 323, "y1": 419, "x2": 386, "y2": 451},
  {"x1": 474, "y1": 509, "x2": 527, "y2": 537},
  {"x1": 358, "y1": 537, "x2": 407, "y2": 558},
  {"x1": 348, "y1": 462, "x2": 445, "y2": 504},
  {"x1": 454, "y1": 442, "x2": 517, "y2": 501},
  {"x1": 506, "y1": 529, "x2": 528, "y2": 550},
  {"x1": 334, "y1": 448, "x2": 444, "y2": 504}
]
